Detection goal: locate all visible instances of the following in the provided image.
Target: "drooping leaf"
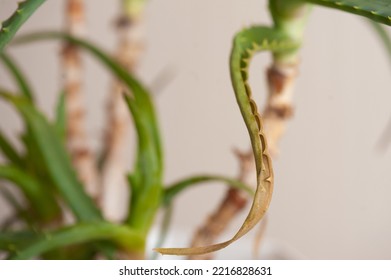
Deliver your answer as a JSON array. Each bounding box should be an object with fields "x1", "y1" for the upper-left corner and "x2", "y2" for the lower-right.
[{"x1": 154, "y1": 26, "x2": 292, "y2": 255}]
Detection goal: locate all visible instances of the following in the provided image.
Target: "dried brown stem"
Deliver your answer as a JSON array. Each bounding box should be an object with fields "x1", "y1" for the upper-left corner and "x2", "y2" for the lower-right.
[
  {"x1": 100, "y1": 12, "x2": 144, "y2": 220},
  {"x1": 62, "y1": 0, "x2": 98, "y2": 198},
  {"x1": 188, "y1": 61, "x2": 298, "y2": 260}
]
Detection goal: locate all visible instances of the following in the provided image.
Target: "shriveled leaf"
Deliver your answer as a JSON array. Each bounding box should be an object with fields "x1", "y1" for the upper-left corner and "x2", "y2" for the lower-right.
[
  {"x1": 0, "y1": 91, "x2": 102, "y2": 222},
  {"x1": 162, "y1": 175, "x2": 254, "y2": 206},
  {"x1": 155, "y1": 26, "x2": 285, "y2": 255},
  {"x1": 11, "y1": 222, "x2": 145, "y2": 260}
]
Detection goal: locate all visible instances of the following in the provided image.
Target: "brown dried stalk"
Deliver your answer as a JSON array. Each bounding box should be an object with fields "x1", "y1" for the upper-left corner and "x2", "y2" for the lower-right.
[
  {"x1": 62, "y1": 0, "x2": 99, "y2": 198},
  {"x1": 188, "y1": 61, "x2": 298, "y2": 260},
  {"x1": 100, "y1": 9, "x2": 144, "y2": 219}
]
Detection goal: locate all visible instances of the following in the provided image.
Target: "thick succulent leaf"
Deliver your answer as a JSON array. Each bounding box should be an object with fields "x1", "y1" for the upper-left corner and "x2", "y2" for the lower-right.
[
  {"x1": 0, "y1": 165, "x2": 59, "y2": 221},
  {"x1": 0, "y1": 52, "x2": 34, "y2": 101},
  {"x1": 13, "y1": 32, "x2": 164, "y2": 233},
  {"x1": 162, "y1": 175, "x2": 254, "y2": 207},
  {"x1": 0, "y1": 0, "x2": 46, "y2": 51},
  {"x1": 0, "y1": 92, "x2": 102, "y2": 222},
  {"x1": 10, "y1": 222, "x2": 145, "y2": 260},
  {"x1": 123, "y1": 94, "x2": 162, "y2": 233},
  {"x1": 0, "y1": 231, "x2": 37, "y2": 252},
  {"x1": 13, "y1": 32, "x2": 163, "y2": 168},
  {"x1": 305, "y1": 0, "x2": 391, "y2": 25},
  {"x1": 0, "y1": 187, "x2": 34, "y2": 229}
]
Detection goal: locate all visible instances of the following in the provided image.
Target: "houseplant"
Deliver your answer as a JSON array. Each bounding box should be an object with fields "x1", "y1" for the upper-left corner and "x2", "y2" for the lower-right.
[{"x1": 0, "y1": 0, "x2": 391, "y2": 260}]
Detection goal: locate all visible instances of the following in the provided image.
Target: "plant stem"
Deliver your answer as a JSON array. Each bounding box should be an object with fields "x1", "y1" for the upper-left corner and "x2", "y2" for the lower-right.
[{"x1": 62, "y1": 0, "x2": 99, "y2": 198}]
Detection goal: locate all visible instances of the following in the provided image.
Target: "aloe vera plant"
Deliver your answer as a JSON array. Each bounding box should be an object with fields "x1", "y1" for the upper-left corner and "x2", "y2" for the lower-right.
[{"x1": 1, "y1": 0, "x2": 391, "y2": 259}]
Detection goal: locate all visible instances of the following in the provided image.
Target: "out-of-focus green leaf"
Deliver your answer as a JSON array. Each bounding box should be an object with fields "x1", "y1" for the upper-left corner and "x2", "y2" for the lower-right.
[
  {"x1": 0, "y1": 130, "x2": 24, "y2": 167},
  {"x1": 54, "y1": 91, "x2": 66, "y2": 141},
  {"x1": 163, "y1": 175, "x2": 254, "y2": 206},
  {"x1": 123, "y1": 93, "x2": 162, "y2": 234},
  {"x1": 11, "y1": 222, "x2": 145, "y2": 260},
  {"x1": 0, "y1": 52, "x2": 34, "y2": 101},
  {"x1": 0, "y1": 91, "x2": 102, "y2": 222},
  {"x1": 13, "y1": 32, "x2": 164, "y2": 234},
  {"x1": 0, "y1": 231, "x2": 37, "y2": 252},
  {"x1": 0, "y1": 165, "x2": 59, "y2": 222},
  {"x1": 13, "y1": 31, "x2": 163, "y2": 168},
  {"x1": 0, "y1": 187, "x2": 33, "y2": 230}
]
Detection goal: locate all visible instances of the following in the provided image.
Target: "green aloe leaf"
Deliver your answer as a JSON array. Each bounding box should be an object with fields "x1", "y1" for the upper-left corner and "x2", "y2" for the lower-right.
[
  {"x1": 54, "y1": 91, "x2": 66, "y2": 141},
  {"x1": 12, "y1": 32, "x2": 164, "y2": 234},
  {"x1": 10, "y1": 222, "x2": 145, "y2": 260},
  {"x1": 0, "y1": 91, "x2": 102, "y2": 222},
  {"x1": 13, "y1": 32, "x2": 163, "y2": 167},
  {"x1": 0, "y1": 231, "x2": 37, "y2": 252},
  {"x1": 123, "y1": 93, "x2": 162, "y2": 234},
  {"x1": 0, "y1": 165, "x2": 59, "y2": 222},
  {"x1": 0, "y1": 187, "x2": 34, "y2": 229},
  {"x1": 0, "y1": 52, "x2": 34, "y2": 101},
  {"x1": 0, "y1": 0, "x2": 46, "y2": 51},
  {"x1": 305, "y1": 0, "x2": 391, "y2": 25},
  {"x1": 163, "y1": 175, "x2": 254, "y2": 207},
  {"x1": 0, "y1": 130, "x2": 24, "y2": 167}
]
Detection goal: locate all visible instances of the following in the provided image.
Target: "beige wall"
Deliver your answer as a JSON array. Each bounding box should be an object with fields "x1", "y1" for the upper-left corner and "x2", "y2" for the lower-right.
[{"x1": 1, "y1": 0, "x2": 391, "y2": 259}]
